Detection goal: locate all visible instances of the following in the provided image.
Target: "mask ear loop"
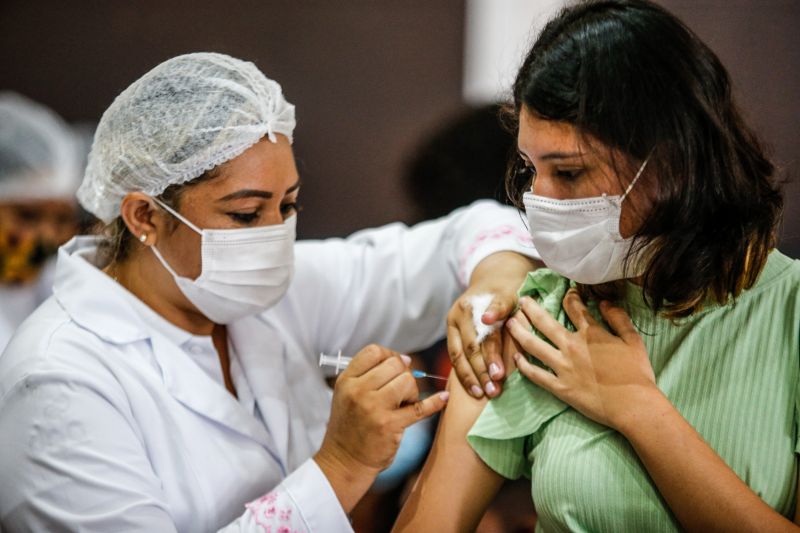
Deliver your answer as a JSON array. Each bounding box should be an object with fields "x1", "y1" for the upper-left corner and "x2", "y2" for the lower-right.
[
  {"x1": 149, "y1": 196, "x2": 203, "y2": 280},
  {"x1": 620, "y1": 152, "x2": 653, "y2": 203},
  {"x1": 151, "y1": 197, "x2": 203, "y2": 235},
  {"x1": 150, "y1": 245, "x2": 183, "y2": 279}
]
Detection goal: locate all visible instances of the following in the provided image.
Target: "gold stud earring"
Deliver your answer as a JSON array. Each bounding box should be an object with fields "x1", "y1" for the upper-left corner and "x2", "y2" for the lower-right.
[{"x1": 139, "y1": 234, "x2": 147, "y2": 243}]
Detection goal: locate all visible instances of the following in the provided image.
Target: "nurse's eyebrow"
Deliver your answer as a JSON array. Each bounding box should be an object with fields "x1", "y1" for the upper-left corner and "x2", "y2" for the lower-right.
[
  {"x1": 217, "y1": 180, "x2": 301, "y2": 202},
  {"x1": 217, "y1": 189, "x2": 273, "y2": 202}
]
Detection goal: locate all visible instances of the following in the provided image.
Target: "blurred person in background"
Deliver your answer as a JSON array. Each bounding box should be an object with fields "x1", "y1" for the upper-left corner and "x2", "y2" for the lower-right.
[
  {"x1": 0, "y1": 92, "x2": 83, "y2": 351},
  {"x1": 405, "y1": 104, "x2": 514, "y2": 223}
]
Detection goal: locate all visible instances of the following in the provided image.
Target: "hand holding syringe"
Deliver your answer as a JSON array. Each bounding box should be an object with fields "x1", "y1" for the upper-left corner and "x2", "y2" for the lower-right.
[
  {"x1": 314, "y1": 344, "x2": 449, "y2": 512},
  {"x1": 320, "y1": 351, "x2": 447, "y2": 381}
]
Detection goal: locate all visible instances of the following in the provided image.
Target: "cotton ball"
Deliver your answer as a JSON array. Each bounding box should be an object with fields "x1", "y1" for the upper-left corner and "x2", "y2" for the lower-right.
[{"x1": 469, "y1": 293, "x2": 503, "y2": 344}]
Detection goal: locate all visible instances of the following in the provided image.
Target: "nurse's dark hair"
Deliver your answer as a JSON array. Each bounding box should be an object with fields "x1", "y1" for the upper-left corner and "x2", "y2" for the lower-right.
[
  {"x1": 505, "y1": 0, "x2": 783, "y2": 318},
  {"x1": 96, "y1": 169, "x2": 218, "y2": 265}
]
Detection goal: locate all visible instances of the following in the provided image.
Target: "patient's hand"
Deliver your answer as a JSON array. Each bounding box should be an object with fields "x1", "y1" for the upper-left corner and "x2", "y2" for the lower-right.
[
  {"x1": 508, "y1": 290, "x2": 656, "y2": 431},
  {"x1": 447, "y1": 251, "x2": 543, "y2": 399}
]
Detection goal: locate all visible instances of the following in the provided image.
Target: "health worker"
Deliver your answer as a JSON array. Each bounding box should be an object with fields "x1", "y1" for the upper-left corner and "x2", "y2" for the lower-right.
[{"x1": 0, "y1": 53, "x2": 539, "y2": 532}]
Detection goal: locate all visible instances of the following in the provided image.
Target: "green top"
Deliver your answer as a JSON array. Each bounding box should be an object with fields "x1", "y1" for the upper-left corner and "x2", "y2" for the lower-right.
[{"x1": 468, "y1": 251, "x2": 800, "y2": 532}]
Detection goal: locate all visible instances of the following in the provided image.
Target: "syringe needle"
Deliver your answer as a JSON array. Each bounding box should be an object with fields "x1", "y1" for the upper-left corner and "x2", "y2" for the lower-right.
[{"x1": 411, "y1": 370, "x2": 448, "y2": 381}]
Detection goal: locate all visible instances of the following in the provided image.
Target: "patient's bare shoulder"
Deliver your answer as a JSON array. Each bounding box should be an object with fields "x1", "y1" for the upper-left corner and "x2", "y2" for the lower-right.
[{"x1": 443, "y1": 369, "x2": 490, "y2": 430}]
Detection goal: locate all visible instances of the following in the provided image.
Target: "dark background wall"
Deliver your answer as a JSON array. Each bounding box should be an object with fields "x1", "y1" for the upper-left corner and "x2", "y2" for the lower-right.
[
  {"x1": 0, "y1": 0, "x2": 466, "y2": 238},
  {"x1": 659, "y1": 0, "x2": 800, "y2": 257},
  {"x1": 2, "y1": 0, "x2": 798, "y2": 257}
]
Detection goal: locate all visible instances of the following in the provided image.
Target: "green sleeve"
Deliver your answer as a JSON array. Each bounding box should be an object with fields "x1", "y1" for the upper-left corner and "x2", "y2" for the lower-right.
[{"x1": 467, "y1": 370, "x2": 568, "y2": 479}]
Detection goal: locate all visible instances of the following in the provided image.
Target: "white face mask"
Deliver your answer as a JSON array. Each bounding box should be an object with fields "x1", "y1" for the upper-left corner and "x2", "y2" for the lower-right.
[
  {"x1": 523, "y1": 156, "x2": 650, "y2": 284},
  {"x1": 150, "y1": 198, "x2": 296, "y2": 324}
]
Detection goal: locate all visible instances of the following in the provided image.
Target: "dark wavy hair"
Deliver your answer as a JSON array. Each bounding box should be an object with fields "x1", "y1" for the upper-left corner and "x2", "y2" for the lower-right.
[{"x1": 505, "y1": 0, "x2": 783, "y2": 318}]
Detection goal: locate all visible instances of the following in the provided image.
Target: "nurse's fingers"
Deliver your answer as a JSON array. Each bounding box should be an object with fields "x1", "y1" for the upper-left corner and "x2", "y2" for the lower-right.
[
  {"x1": 453, "y1": 302, "x2": 497, "y2": 397},
  {"x1": 447, "y1": 324, "x2": 484, "y2": 399},
  {"x1": 378, "y1": 370, "x2": 419, "y2": 408},
  {"x1": 345, "y1": 344, "x2": 402, "y2": 378},
  {"x1": 481, "y1": 328, "x2": 505, "y2": 384},
  {"x1": 396, "y1": 390, "x2": 450, "y2": 428},
  {"x1": 480, "y1": 294, "x2": 514, "y2": 381},
  {"x1": 482, "y1": 296, "x2": 514, "y2": 327},
  {"x1": 451, "y1": 304, "x2": 489, "y2": 391},
  {"x1": 359, "y1": 353, "x2": 412, "y2": 390}
]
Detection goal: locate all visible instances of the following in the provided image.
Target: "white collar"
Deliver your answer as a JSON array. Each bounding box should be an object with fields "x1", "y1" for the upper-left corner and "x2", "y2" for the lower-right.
[
  {"x1": 124, "y1": 284, "x2": 195, "y2": 347},
  {"x1": 54, "y1": 236, "x2": 192, "y2": 345},
  {"x1": 53, "y1": 237, "x2": 279, "y2": 453}
]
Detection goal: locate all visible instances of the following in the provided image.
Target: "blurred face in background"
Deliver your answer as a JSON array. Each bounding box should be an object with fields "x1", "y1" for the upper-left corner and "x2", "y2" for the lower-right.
[{"x1": 0, "y1": 198, "x2": 79, "y2": 284}]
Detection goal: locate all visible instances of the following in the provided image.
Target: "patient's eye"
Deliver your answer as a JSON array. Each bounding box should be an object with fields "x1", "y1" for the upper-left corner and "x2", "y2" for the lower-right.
[{"x1": 515, "y1": 155, "x2": 536, "y2": 178}]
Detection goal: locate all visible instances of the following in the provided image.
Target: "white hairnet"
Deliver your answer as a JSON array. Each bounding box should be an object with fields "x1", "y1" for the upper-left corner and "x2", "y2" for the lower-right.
[
  {"x1": 78, "y1": 52, "x2": 297, "y2": 223},
  {"x1": 0, "y1": 92, "x2": 82, "y2": 201}
]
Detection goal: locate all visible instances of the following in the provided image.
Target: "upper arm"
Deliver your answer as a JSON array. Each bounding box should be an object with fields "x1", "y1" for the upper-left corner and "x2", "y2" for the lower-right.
[
  {"x1": 393, "y1": 372, "x2": 505, "y2": 533},
  {"x1": 0, "y1": 377, "x2": 178, "y2": 532}
]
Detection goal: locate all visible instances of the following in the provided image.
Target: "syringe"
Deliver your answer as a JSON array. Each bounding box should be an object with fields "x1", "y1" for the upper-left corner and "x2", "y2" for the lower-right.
[{"x1": 319, "y1": 351, "x2": 447, "y2": 381}]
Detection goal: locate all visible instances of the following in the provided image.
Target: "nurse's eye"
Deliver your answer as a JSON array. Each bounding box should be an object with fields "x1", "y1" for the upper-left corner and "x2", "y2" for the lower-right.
[
  {"x1": 280, "y1": 202, "x2": 302, "y2": 216},
  {"x1": 228, "y1": 211, "x2": 260, "y2": 224},
  {"x1": 555, "y1": 168, "x2": 584, "y2": 180}
]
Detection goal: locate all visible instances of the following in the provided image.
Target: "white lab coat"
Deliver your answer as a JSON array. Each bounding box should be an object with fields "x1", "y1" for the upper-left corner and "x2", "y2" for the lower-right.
[{"x1": 0, "y1": 201, "x2": 536, "y2": 533}]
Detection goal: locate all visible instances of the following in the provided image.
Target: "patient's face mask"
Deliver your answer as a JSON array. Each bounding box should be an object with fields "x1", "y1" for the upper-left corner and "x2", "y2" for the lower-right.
[
  {"x1": 150, "y1": 198, "x2": 296, "y2": 324},
  {"x1": 523, "y1": 156, "x2": 651, "y2": 284}
]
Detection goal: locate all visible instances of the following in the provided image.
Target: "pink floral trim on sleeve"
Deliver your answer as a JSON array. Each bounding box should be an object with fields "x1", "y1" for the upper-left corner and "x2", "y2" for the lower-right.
[
  {"x1": 458, "y1": 224, "x2": 534, "y2": 284},
  {"x1": 245, "y1": 491, "x2": 307, "y2": 533}
]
